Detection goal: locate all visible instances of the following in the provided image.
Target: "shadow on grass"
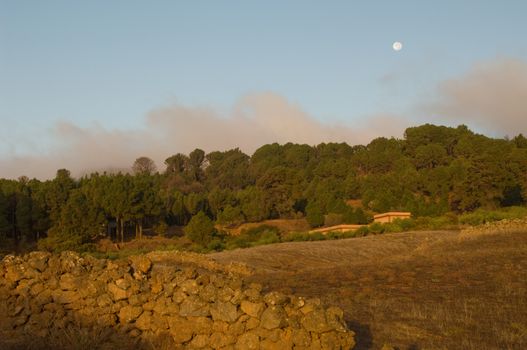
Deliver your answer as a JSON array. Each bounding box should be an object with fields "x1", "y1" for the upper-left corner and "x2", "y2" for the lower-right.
[
  {"x1": 0, "y1": 326, "x2": 177, "y2": 350},
  {"x1": 346, "y1": 320, "x2": 373, "y2": 350}
]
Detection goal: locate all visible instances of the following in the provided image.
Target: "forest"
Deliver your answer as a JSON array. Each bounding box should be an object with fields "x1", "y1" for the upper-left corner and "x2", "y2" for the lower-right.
[{"x1": 1, "y1": 123, "x2": 527, "y2": 252}]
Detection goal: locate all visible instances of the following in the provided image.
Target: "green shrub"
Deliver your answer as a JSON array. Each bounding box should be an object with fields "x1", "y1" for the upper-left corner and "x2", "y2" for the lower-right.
[
  {"x1": 382, "y1": 222, "x2": 403, "y2": 233},
  {"x1": 254, "y1": 231, "x2": 280, "y2": 245},
  {"x1": 368, "y1": 222, "x2": 385, "y2": 234},
  {"x1": 217, "y1": 205, "x2": 244, "y2": 226},
  {"x1": 306, "y1": 202, "x2": 324, "y2": 228},
  {"x1": 324, "y1": 213, "x2": 344, "y2": 227},
  {"x1": 184, "y1": 211, "x2": 216, "y2": 246},
  {"x1": 459, "y1": 206, "x2": 527, "y2": 226},
  {"x1": 153, "y1": 221, "x2": 168, "y2": 236},
  {"x1": 206, "y1": 238, "x2": 226, "y2": 251},
  {"x1": 226, "y1": 225, "x2": 281, "y2": 250},
  {"x1": 354, "y1": 226, "x2": 370, "y2": 236}
]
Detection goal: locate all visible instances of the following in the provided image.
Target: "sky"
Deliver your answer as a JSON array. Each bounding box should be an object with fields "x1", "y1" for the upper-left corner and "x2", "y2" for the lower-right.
[{"x1": 1, "y1": 1, "x2": 527, "y2": 179}]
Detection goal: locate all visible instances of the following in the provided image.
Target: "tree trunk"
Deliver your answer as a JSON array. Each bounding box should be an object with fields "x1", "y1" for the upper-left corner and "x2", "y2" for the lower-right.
[
  {"x1": 120, "y1": 218, "x2": 124, "y2": 243},
  {"x1": 139, "y1": 220, "x2": 143, "y2": 240}
]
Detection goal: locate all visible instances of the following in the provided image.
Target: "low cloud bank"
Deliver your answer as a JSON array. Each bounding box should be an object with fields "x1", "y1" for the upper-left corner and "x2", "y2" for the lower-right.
[
  {"x1": 426, "y1": 58, "x2": 527, "y2": 136},
  {"x1": 0, "y1": 92, "x2": 405, "y2": 180}
]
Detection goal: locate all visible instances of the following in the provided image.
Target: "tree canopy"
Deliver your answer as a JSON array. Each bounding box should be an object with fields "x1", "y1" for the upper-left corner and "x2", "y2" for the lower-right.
[{"x1": 1, "y1": 124, "x2": 526, "y2": 251}]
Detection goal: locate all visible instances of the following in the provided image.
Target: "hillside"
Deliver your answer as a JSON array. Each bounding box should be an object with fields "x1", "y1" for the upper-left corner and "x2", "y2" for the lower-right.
[
  {"x1": 2, "y1": 124, "x2": 527, "y2": 254},
  {"x1": 211, "y1": 223, "x2": 527, "y2": 349}
]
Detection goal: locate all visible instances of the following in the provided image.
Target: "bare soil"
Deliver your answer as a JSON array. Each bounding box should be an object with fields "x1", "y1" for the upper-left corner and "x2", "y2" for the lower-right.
[{"x1": 211, "y1": 229, "x2": 527, "y2": 350}]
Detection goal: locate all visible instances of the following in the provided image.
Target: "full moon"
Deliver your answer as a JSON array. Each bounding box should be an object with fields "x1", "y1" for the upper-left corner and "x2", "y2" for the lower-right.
[{"x1": 392, "y1": 41, "x2": 403, "y2": 51}]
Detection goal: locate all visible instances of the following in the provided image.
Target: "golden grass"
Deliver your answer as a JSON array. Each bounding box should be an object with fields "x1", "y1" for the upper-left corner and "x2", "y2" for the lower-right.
[
  {"x1": 212, "y1": 226, "x2": 527, "y2": 349},
  {"x1": 219, "y1": 218, "x2": 311, "y2": 236}
]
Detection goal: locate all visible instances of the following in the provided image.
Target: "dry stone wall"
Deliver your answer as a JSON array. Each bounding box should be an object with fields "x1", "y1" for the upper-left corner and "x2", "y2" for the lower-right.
[{"x1": 0, "y1": 251, "x2": 355, "y2": 349}]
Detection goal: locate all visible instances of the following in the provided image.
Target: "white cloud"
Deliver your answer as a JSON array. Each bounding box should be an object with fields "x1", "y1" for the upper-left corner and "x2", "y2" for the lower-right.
[{"x1": 0, "y1": 92, "x2": 406, "y2": 180}]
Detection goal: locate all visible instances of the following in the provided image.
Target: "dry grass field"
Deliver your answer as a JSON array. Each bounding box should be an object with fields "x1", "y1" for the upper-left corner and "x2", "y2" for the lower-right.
[
  {"x1": 211, "y1": 227, "x2": 527, "y2": 349},
  {"x1": 218, "y1": 218, "x2": 311, "y2": 236}
]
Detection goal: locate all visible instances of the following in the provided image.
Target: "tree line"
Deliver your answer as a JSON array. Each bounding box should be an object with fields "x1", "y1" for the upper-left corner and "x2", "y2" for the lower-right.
[{"x1": 1, "y1": 124, "x2": 527, "y2": 251}]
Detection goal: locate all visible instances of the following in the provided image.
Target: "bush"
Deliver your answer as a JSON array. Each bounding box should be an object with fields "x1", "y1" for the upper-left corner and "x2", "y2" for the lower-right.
[
  {"x1": 226, "y1": 225, "x2": 281, "y2": 250},
  {"x1": 184, "y1": 211, "x2": 216, "y2": 246},
  {"x1": 368, "y1": 222, "x2": 385, "y2": 234},
  {"x1": 306, "y1": 202, "x2": 324, "y2": 228},
  {"x1": 153, "y1": 221, "x2": 168, "y2": 236},
  {"x1": 217, "y1": 205, "x2": 244, "y2": 227},
  {"x1": 382, "y1": 222, "x2": 404, "y2": 233},
  {"x1": 324, "y1": 213, "x2": 344, "y2": 227},
  {"x1": 354, "y1": 226, "x2": 370, "y2": 236},
  {"x1": 459, "y1": 206, "x2": 527, "y2": 226}
]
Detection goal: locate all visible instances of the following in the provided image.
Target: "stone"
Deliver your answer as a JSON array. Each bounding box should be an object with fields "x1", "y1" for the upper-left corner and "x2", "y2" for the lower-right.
[
  {"x1": 240, "y1": 300, "x2": 264, "y2": 318},
  {"x1": 115, "y1": 278, "x2": 131, "y2": 290},
  {"x1": 180, "y1": 280, "x2": 200, "y2": 295},
  {"x1": 97, "y1": 313, "x2": 117, "y2": 327},
  {"x1": 210, "y1": 301, "x2": 238, "y2": 322},
  {"x1": 128, "y1": 294, "x2": 144, "y2": 306},
  {"x1": 59, "y1": 251, "x2": 85, "y2": 274},
  {"x1": 320, "y1": 331, "x2": 339, "y2": 350},
  {"x1": 292, "y1": 328, "x2": 311, "y2": 348},
  {"x1": 153, "y1": 297, "x2": 169, "y2": 315},
  {"x1": 163, "y1": 281, "x2": 177, "y2": 295},
  {"x1": 142, "y1": 300, "x2": 155, "y2": 311},
  {"x1": 243, "y1": 287, "x2": 261, "y2": 302},
  {"x1": 172, "y1": 289, "x2": 188, "y2": 304},
  {"x1": 235, "y1": 332, "x2": 259, "y2": 350},
  {"x1": 246, "y1": 317, "x2": 260, "y2": 330},
  {"x1": 289, "y1": 296, "x2": 306, "y2": 309},
  {"x1": 4, "y1": 264, "x2": 26, "y2": 283},
  {"x1": 263, "y1": 291, "x2": 289, "y2": 306},
  {"x1": 78, "y1": 280, "x2": 100, "y2": 298},
  {"x1": 118, "y1": 305, "x2": 143, "y2": 323},
  {"x1": 217, "y1": 286, "x2": 235, "y2": 302},
  {"x1": 52, "y1": 289, "x2": 81, "y2": 304},
  {"x1": 301, "y1": 307, "x2": 332, "y2": 333},
  {"x1": 27, "y1": 251, "x2": 50, "y2": 272},
  {"x1": 228, "y1": 316, "x2": 247, "y2": 336},
  {"x1": 188, "y1": 316, "x2": 213, "y2": 335},
  {"x1": 135, "y1": 311, "x2": 152, "y2": 331},
  {"x1": 299, "y1": 298, "x2": 321, "y2": 315},
  {"x1": 97, "y1": 293, "x2": 113, "y2": 307},
  {"x1": 196, "y1": 274, "x2": 209, "y2": 286},
  {"x1": 59, "y1": 273, "x2": 81, "y2": 290},
  {"x1": 189, "y1": 334, "x2": 209, "y2": 348},
  {"x1": 12, "y1": 314, "x2": 29, "y2": 327},
  {"x1": 168, "y1": 315, "x2": 194, "y2": 344},
  {"x1": 199, "y1": 284, "x2": 217, "y2": 302},
  {"x1": 212, "y1": 321, "x2": 230, "y2": 333},
  {"x1": 261, "y1": 337, "x2": 293, "y2": 350},
  {"x1": 248, "y1": 282, "x2": 263, "y2": 291},
  {"x1": 326, "y1": 306, "x2": 347, "y2": 332},
  {"x1": 108, "y1": 282, "x2": 128, "y2": 301},
  {"x1": 179, "y1": 296, "x2": 210, "y2": 317},
  {"x1": 210, "y1": 332, "x2": 235, "y2": 348},
  {"x1": 260, "y1": 305, "x2": 287, "y2": 330},
  {"x1": 231, "y1": 289, "x2": 244, "y2": 305},
  {"x1": 151, "y1": 314, "x2": 169, "y2": 330},
  {"x1": 130, "y1": 255, "x2": 152, "y2": 274}
]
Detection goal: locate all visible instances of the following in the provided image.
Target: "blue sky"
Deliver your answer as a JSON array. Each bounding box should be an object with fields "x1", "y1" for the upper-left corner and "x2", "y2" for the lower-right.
[{"x1": 1, "y1": 1, "x2": 527, "y2": 178}]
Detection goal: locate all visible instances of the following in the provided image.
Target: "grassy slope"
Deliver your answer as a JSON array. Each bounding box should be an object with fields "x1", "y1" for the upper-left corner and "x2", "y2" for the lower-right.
[{"x1": 211, "y1": 229, "x2": 527, "y2": 350}]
